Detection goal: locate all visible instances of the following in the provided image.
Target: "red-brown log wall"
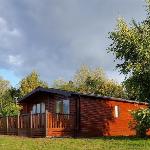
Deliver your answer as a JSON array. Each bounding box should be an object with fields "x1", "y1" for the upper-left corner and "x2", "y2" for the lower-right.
[
  {"x1": 79, "y1": 96, "x2": 149, "y2": 137},
  {"x1": 20, "y1": 92, "x2": 150, "y2": 137}
]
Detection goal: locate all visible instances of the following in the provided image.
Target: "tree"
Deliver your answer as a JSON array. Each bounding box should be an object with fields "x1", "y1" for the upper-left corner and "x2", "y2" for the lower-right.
[
  {"x1": 108, "y1": 1, "x2": 150, "y2": 101},
  {"x1": 19, "y1": 71, "x2": 48, "y2": 96},
  {"x1": 0, "y1": 76, "x2": 10, "y2": 98},
  {"x1": 129, "y1": 108, "x2": 150, "y2": 137},
  {"x1": 0, "y1": 76, "x2": 21, "y2": 116},
  {"x1": 0, "y1": 90, "x2": 21, "y2": 116},
  {"x1": 8, "y1": 87, "x2": 22, "y2": 100},
  {"x1": 53, "y1": 80, "x2": 76, "y2": 92},
  {"x1": 53, "y1": 65, "x2": 125, "y2": 98}
]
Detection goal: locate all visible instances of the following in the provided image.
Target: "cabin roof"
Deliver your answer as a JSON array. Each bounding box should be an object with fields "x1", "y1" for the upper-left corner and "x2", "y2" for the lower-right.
[{"x1": 18, "y1": 86, "x2": 149, "y2": 105}]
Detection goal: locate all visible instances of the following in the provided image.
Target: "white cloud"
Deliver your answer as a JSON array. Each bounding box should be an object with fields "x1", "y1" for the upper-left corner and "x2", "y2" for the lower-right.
[
  {"x1": 0, "y1": 17, "x2": 22, "y2": 49},
  {"x1": 0, "y1": 17, "x2": 7, "y2": 30},
  {"x1": 8, "y1": 55, "x2": 23, "y2": 66},
  {"x1": 0, "y1": 0, "x2": 146, "y2": 85},
  {"x1": 0, "y1": 16, "x2": 24, "y2": 72}
]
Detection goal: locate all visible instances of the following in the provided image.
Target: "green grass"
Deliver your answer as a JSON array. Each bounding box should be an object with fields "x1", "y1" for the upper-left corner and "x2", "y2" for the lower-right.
[{"x1": 0, "y1": 136, "x2": 150, "y2": 150}]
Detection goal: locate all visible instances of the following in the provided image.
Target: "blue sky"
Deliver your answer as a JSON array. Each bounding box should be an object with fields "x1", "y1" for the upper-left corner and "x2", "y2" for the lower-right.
[
  {"x1": 0, "y1": 69, "x2": 20, "y2": 86},
  {"x1": 0, "y1": 0, "x2": 146, "y2": 86}
]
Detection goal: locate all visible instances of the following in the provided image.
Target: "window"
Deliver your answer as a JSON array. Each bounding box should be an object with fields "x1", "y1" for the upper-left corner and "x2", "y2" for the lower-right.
[
  {"x1": 114, "y1": 105, "x2": 119, "y2": 118},
  {"x1": 41, "y1": 102, "x2": 45, "y2": 113},
  {"x1": 56, "y1": 99, "x2": 69, "y2": 114},
  {"x1": 63, "y1": 100, "x2": 69, "y2": 114},
  {"x1": 32, "y1": 103, "x2": 45, "y2": 114},
  {"x1": 56, "y1": 100, "x2": 62, "y2": 114},
  {"x1": 37, "y1": 103, "x2": 41, "y2": 113},
  {"x1": 32, "y1": 104, "x2": 36, "y2": 114}
]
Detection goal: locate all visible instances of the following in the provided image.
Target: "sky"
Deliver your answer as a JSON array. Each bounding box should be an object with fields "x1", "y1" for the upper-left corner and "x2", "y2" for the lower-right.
[{"x1": 0, "y1": 0, "x2": 147, "y2": 86}]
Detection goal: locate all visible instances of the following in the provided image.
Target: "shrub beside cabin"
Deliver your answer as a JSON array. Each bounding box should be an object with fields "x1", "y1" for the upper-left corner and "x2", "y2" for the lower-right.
[{"x1": 0, "y1": 87, "x2": 149, "y2": 137}]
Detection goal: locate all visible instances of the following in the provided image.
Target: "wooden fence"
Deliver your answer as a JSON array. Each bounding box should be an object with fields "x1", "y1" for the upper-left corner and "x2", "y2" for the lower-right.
[
  {"x1": 0, "y1": 112, "x2": 75, "y2": 137},
  {"x1": 0, "y1": 112, "x2": 46, "y2": 137}
]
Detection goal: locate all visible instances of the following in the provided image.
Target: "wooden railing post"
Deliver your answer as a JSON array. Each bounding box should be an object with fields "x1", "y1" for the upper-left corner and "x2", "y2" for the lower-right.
[
  {"x1": 17, "y1": 114, "x2": 20, "y2": 135},
  {"x1": 30, "y1": 112, "x2": 32, "y2": 137},
  {"x1": 6, "y1": 116, "x2": 8, "y2": 135},
  {"x1": 45, "y1": 110, "x2": 48, "y2": 137}
]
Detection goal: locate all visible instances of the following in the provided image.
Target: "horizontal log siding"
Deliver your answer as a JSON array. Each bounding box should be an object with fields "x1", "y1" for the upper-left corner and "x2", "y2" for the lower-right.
[
  {"x1": 19, "y1": 92, "x2": 150, "y2": 138},
  {"x1": 79, "y1": 96, "x2": 148, "y2": 137}
]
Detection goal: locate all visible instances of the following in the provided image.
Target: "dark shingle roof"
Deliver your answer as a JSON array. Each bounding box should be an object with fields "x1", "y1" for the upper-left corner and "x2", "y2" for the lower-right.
[{"x1": 19, "y1": 86, "x2": 74, "y2": 102}]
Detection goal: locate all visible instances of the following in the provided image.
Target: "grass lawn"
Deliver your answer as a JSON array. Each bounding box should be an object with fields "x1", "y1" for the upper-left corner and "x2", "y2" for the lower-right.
[{"x1": 0, "y1": 135, "x2": 150, "y2": 150}]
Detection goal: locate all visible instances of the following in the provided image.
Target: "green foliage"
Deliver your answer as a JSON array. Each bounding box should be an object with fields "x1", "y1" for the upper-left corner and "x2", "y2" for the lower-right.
[
  {"x1": 8, "y1": 87, "x2": 22, "y2": 100},
  {"x1": 0, "y1": 76, "x2": 10, "y2": 98},
  {"x1": 0, "y1": 71, "x2": 48, "y2": 116},
  {"x1": 108, "y1": 1, "x2": 150, "y2": 101},
  {"x1": 0, "y1": 102, "x2": 21, "y2": 117},
  {"x1": 129, "y1": 108, "x2": 150, "y2": 137},
  {"x1": 19, "y1": 71, "x2": 48, "y2": 96},
  {"x1": 53, "y1": 65, "x2": 125, "y2": 98},
  {"x1": 0, "y1": 77, "x2": 21, "y2": 116},
  {"x1": 53, "y1": 80, "x2": 76, "y2": 92}
]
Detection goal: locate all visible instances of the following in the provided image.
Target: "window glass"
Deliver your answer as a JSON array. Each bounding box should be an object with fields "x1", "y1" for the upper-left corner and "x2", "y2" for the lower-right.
[
  {"x1": 32, "y1": 104, "x2": 36, "y2": 114},
  {"x1": 41, "y1": 103, "x2": 45, "y2": 113},
  {"x1": 114, "y1": 105, "x2": 119, "y2": 118},
  {"x1": 63, "y1": 100, "x2": 69, "y2": 114},
  {"x1": 56, "y1": 101, "x2": 62, "y2": 113},
  {"x1": 37, "y1": 103, "x2": 41, "y2": 113}
]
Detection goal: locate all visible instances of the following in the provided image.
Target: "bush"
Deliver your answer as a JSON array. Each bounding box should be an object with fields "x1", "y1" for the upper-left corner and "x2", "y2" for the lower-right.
[{"x1": 129, "y1": 108, "x2": 150, "y2": 137}]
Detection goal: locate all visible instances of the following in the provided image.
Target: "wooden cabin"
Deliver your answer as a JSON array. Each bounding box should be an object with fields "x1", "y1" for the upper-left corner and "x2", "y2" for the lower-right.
[{"x1": 0, "y1": 87, "x2": 149, "y2": 137}]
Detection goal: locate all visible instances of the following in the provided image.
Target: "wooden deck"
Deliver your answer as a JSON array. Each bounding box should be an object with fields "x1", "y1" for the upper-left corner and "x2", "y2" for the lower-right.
[
  {"x1": 0, "y1": 112, "x2": 75, "y2": 137},
  {"x1": 47, "y1": 113, "x2": 76, "y2": 137}
]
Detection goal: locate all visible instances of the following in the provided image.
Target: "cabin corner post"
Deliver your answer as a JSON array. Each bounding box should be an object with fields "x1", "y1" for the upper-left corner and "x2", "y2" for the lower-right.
[
  {"x1": 45, "y1": 110, "x2": 48, "y2": 137},
  {"x1": 30, "y1": 111, "x2": 32, "y2": 137},
  {"x1": 75, "y1": 95, "x2": 80, "y2": 137},
  {"x1": 17, "y1": 114, "x2": 20, "y2": 135}
]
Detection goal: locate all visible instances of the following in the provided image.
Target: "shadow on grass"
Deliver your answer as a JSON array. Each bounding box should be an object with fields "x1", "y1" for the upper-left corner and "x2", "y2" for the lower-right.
[{"x1": 75, "y1": 136, "x2": 150, "y2": 141}]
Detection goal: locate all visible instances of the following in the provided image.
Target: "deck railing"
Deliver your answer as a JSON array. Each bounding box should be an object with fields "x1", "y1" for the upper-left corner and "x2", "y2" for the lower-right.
[
  {"x1": 48, "y1": 113, "x2": 75, "y2": 129},
  {"x1": 0, "y1": 112, "x2": 75, "y2": 137},
  {"x1": 0, "y1": 113, "x2": 46, "y2": 137}
]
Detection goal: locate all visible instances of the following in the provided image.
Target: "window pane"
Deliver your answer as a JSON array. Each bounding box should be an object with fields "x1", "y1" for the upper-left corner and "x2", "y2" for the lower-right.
[
  {"x1": 41, "y1": 103, "x2": 45, "y2": 113},
  {"x1": 114, "y1": 105, "x2": 119, "y2": 118},
  {"x1": 63, "y1": 100, "x2": 69, "y2": 114},
  {"x1": 32, "y1": 104, "x2": 36, "y2": 114},
  {"x1": 37, "y1": 103, "x2": 41, "y2": 113},
  {"x1": 56, "y1": 101, "x2": 62, "y2": 113}
]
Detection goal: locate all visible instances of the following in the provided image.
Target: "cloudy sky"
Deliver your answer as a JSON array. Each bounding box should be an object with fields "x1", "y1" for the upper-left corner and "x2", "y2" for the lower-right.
[{"x1": 0, "y1": 0, "x2": 147, "y2": 86}]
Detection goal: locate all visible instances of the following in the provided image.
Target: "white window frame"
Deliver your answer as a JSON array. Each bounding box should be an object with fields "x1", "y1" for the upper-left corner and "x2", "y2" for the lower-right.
[
  {"x1": 56, "y1": 100, "x2": 62, "y2": 114},
  {"x1": 32, "y1": 104, "x2": 36, "y2": 114},
  {"x1": 114, "y1": 105, "x2": 119, "y2": 118},
  {"x1": 36, "y1": 103, "x2": 41, "y2": 114},
  {"x1": 32, "y1": 102, "x2": 45, "y2": 114},
  {"x1": 55, "y1": 99, "x2": 70, "y2": 114},
  {"x1": 41, "y1": 102, "x2": 45, "y2": 113},
  {"x1": 63, "y1": 99, "x2": 70, "y2": 114}
]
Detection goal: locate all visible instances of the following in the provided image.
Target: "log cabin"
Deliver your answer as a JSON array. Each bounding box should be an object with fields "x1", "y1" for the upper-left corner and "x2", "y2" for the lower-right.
[{"x1": 0, "y1": 86, "x2": 149, "y2": 137}]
